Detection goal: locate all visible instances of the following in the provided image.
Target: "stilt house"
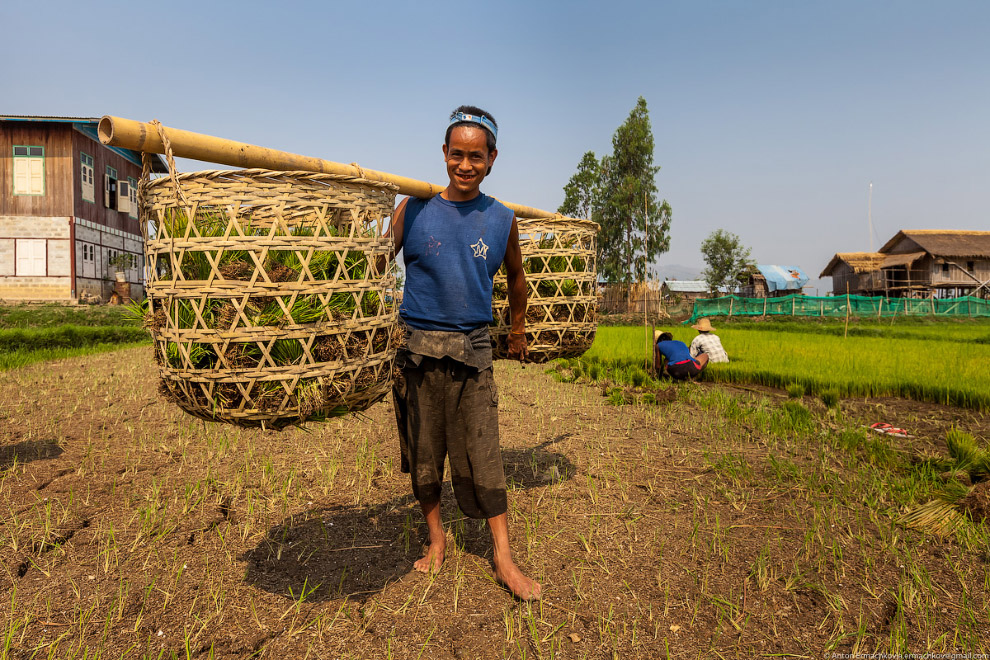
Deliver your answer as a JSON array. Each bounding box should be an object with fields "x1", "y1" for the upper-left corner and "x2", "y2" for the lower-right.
[{"x1": 821, "y1": 230, "x2": 990, "y2": 298}]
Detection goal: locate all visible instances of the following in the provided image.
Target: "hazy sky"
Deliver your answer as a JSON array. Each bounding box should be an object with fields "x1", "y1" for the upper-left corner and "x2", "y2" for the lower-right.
[{"x1": 4, "y1": 0, "x2": 988, "y2": 292}]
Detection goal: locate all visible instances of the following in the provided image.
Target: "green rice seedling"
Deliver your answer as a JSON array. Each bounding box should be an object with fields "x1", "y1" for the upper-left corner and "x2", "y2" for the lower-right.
[
  {"x1": 820, "y1": 388, "x2": 840, "y2": 409},
  {"x1": 641, "y1": 392, "x2": 656, "y2": 405},
  {"x1": 588, "y1": 362, "x2": 602, "y2": 381},
  {"x1": 269, "y1": 339, "x2": 304, "y2": 366},
  {"x1": 946, "y1": 428, "x2": 982, "y2": 473},
  {"x1": 588, "y1": 324, "x2": 990, "y2": 410},
  {"x1": 786, "y1": 382, "x2": 805, "y2": 398},
  {"x1": 629, "y1": 367, "x2": 647, "y2": 388}
]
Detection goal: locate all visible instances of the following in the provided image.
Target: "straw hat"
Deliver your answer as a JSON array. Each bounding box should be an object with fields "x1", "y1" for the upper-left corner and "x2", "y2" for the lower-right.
[
  {"x1": 653, "y1": 330, "x2": 663, "y2": 342},
  {"x1": 691, "y1": 317, "x2": 715, "y2": 332}
]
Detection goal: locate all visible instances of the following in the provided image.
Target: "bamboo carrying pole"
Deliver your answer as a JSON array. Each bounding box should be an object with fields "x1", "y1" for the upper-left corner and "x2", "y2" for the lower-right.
[{"x1": 99, "y1": 116, "x2": 565, "y2": 221}]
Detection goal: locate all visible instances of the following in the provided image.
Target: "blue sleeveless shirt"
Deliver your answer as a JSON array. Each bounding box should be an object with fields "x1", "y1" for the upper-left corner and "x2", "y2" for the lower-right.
[{"x1": 400, "y1": 193, "x2": 514, "y2": 332}]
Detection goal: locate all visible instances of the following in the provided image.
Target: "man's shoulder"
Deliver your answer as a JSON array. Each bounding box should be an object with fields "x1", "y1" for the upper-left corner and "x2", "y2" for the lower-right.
[{"x1": 480, "y1": 194, "x2": 514, "y2": 219}]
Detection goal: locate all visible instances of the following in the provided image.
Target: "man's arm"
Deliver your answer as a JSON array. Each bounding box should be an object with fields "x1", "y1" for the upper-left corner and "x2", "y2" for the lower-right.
[
  {"x1": 377, "y1": 197, "x2": 409, "y2": 275},
  {"x1": 503, "y1": 217, "x2": 528, "y2": 362}
]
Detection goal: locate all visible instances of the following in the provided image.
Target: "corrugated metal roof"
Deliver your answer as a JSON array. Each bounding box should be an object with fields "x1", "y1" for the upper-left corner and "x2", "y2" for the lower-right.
[
  {"x1": 756, "y1": 265, "x2": 808, "y2": 293},
  {"x1": 662, "y1": 280, "x2": 709, "y2": 293},
  {"x1": 0, "y1": 115, "x2": 100, "y2": 122}
]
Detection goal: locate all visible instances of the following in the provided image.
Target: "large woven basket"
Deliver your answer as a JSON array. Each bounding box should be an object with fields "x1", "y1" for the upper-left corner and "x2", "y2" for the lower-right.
[
  {"x1": 491, "y1": 216, "x2": 598, "y2": 362},
  {"x1": 140, "y1": 166, "x2": 400, "y2": 429}
]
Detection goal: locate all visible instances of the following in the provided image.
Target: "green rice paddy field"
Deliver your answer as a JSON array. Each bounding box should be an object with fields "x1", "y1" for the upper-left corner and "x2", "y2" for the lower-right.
[{"x1": 585, "y1": 320, "x2": 990, "y2": 410}]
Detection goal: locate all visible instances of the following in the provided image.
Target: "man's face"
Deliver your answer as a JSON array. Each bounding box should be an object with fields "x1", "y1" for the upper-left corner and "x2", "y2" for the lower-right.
[{"x1": 442, "y1": 125, "x2": 497, "y2": 199}]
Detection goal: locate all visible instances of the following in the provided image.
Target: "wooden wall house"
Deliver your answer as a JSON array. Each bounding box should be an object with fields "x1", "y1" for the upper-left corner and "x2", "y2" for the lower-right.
[
  {"x1": 660, "y1": 280, "x2": 709, "y2": 301},
  {"x1": 880, "y1": 230, "x2": 990, "y2": 298},
  {"x1": 0, "y1": 116, "x2": 166, "y2": 302},
  {"x1": 738, "y1": 265, "x2": 809, "y2": 298},
  {"x1": 819, "y1": 253, "x2": 886, "y2": 296},
  {"x1": 821, "y1": 230, "x2": 990, "y2": 298}
]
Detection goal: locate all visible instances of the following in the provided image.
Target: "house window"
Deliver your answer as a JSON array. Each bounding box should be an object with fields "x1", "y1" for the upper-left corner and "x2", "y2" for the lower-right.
[
  {"x1": 13, "y1": 146, "x2": 45, "y2": 196},
  {"x1": 80, "y1": 152, "x2": 95, "y2": 203},
  {"x1": 16, "y1": 239, "x2": 47, "y2": 276},
  {"x1": 105, "y1": 166, "x2": 118, "y2": 209},
  {"x1": 126, "y1": 176, "x2": 138, "y2": 218},
  {"x1": 82, "y1": 244, "x2": 95, "y2": 262},
  {"x1": 942, "y1": 263, "x2": 949, "y2": 276},
  {"x1": 967, "y1": 261, "x2": 975, "y2": 273}
]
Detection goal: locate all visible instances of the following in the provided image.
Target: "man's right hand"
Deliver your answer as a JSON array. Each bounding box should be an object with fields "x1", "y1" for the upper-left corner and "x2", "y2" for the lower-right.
[{"x1": 507, "y1": 332, "x2": 529, "y2": 362}]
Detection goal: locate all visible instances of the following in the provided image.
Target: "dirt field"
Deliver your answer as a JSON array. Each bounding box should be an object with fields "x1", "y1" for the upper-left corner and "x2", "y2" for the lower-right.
[{"x1": 2, "y1": 347, "x2": 989, "y2": 658}]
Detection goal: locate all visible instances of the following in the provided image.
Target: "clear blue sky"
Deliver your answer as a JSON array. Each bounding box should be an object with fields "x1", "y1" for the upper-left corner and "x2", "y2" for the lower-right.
[{"x1": 4, "y1": 0, "x2": 988, "y2": 292}]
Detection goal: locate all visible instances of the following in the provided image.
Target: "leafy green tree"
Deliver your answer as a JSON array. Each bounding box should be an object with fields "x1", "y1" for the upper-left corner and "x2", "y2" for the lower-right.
[
  {"x1": 558, "y1": 151, "x2": 601, "y2": 221},
  {"x1": 700, "y1": 229, "x2": 753, "y2": 293},
  {"x1": 557, "y1": 97, "x2": 673, "y2": 284}
]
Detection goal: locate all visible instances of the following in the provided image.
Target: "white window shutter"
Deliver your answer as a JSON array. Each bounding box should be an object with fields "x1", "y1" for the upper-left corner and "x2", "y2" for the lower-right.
[
  {"x1": 13, "y1": 159, "x2": 29, "y2": 194},
  {"x1": 118, "y1": 181, "x2": 130, "y2": 213},
  {"x1": 16, "y1": 239, "x2": 46, "y2": 276},
  {"x1": 28, "y1": 159, "x2": 44, "y2": 195}
]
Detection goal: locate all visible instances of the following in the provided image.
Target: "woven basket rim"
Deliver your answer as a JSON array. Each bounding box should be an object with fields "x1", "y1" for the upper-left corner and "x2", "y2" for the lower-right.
[
  {"x1": 144, "y1": 168, "x2": 399, "y2": 191},
  {"x1": 517, "y1": 215, "x2": 600, "y2": 232}
]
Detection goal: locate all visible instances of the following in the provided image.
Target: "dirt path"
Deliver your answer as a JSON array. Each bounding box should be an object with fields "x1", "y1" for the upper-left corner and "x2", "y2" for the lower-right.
[{"x1": 1, "y1": 347, "x2": 988, "y2": 658}]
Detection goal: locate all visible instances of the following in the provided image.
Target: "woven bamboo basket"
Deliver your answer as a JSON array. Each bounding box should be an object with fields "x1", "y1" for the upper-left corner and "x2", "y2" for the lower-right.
[
  {"x1": 491, "y1": 216, "x2": 598, "y2": 362},
  {"x1": 140, "y1": 161, "x2": 400, "y2": 429}
]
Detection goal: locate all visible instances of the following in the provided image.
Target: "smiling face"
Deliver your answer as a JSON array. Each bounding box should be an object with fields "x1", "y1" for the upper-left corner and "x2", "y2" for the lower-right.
[{"x1": 442, "y1": 125, "x2": 497, "y2": 201}]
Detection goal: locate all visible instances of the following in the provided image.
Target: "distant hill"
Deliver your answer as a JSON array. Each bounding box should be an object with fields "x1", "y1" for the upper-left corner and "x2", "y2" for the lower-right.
[{"x1": 656, "y1": 264, "x2": 703, "y2": 282}]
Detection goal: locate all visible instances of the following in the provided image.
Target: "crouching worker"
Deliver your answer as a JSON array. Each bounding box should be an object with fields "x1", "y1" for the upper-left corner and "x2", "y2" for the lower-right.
[
  {"x1": 689, "y1": 317, "x2": 728, "y2": 363},
  {"x1": 389, "y1": 105, "x2": 541, "y2": 601},
  {"x1": 654, "y1": 331, "x2": 708, "y2": 380}
]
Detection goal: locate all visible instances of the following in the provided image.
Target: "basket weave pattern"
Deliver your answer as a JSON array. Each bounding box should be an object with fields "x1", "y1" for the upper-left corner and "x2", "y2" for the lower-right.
[
  {"x1": 141, "y1": 169, "x2": 399, "y2": 428},
  {"x1": 492, "y1": 216, "x2": 598, "y2": 362}
]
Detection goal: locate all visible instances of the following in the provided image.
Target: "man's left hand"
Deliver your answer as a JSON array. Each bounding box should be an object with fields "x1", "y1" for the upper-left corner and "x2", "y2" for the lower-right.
[{"x1": 507, "y1": 332, "x2": 529, "y2": 362}]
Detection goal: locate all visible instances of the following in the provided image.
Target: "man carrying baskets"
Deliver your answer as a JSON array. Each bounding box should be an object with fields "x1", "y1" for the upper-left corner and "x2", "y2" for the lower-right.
[{"x1": 389, "y1": 106, "x2": 541, "y2": 600}]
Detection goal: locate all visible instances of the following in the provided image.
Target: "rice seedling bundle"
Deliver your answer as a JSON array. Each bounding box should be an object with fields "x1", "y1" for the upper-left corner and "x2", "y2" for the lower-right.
[
  {"x1": 140, "y1": 167, "x2": 399, "y2": 428},
  {"x1": 491, "y1": 216, "x2": 598, "y2": 362}
]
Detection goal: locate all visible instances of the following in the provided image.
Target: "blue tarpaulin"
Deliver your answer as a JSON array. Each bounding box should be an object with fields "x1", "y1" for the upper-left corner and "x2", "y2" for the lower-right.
[{"x1": 757, "y1": 265, "x2": 809, "y2": 293}]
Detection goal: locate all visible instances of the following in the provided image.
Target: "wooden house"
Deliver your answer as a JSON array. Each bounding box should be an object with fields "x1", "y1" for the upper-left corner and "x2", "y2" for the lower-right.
[
  {"x1": 0, "y1": 116, "x2": 166, "y2": 302},
  {"x1": 660, "y1": 280, "x2": 709, "y2": 301},
  {"x1": 738, "y1": 265, "x2": 809, "y2": 298},
  {"x1": 820, "y1": 230, "x2": 990, "y2": 298}
]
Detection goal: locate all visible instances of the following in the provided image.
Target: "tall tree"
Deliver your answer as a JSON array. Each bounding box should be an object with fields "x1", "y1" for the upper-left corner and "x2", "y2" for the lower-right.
[
  {"x1": 598, "y1": 97, "x2": 672, "y2": 283},
  {"x1": 557, "y1": 151, "x2": 600, "y2": 221},
  {"x1": 700, "y1": 229, "x2": 753, "y2": 293}
]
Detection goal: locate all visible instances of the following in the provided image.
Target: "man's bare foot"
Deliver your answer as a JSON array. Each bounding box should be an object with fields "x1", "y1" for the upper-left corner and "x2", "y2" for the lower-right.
[
  {"x1": 494, "y1": 554, "x2": 541, "y2": 601},
  {"x1": 414, "y1": 540, "x2": 445, "y2": 574}
]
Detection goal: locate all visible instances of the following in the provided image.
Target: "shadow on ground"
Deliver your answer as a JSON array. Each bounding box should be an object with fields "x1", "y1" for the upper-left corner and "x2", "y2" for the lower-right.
[
  {"x1": 502, "y1": 436, "x2": 576, "y2": 490},
  {"x1": 242, "y1": 439, "x2": 575, "y2": 602},
  {"x1": 241, "y1": 499, "x2": 421, "y2": 603},
  {"x1": 0, "y1": 438, "x2": 64, "y2": 468}
]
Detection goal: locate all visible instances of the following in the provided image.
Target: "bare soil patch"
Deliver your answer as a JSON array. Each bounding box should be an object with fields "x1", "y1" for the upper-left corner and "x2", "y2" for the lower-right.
[{"x1": 1, "y1": 348, "x2": 988, "y2": 657}]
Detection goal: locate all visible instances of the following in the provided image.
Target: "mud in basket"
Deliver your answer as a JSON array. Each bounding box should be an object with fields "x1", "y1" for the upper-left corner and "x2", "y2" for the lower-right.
[
  {"x1": 491, "y1": 216, "x2": 598, "y2": 362},
  {"x1": 140, "y1": 157, "x2": 399, "y2": 429}
]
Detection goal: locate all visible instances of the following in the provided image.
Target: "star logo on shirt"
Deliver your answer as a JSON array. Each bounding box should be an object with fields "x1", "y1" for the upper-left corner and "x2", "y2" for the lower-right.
[{"x1": 471, "y1": 238, "x2": 489, "y2": 260}]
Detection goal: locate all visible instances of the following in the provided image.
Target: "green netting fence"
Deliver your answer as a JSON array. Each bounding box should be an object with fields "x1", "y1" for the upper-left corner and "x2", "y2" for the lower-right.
[{"x1": 686, "y1": 294, "x2": 990, "y2": 323}]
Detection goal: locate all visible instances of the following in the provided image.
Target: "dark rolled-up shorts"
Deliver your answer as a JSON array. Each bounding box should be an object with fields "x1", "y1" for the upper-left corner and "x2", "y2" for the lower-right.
[
  {"x1": 393, "y1": 356, "x2": 507, "y2": 519},
  {"x1": 667, "y1": 358, "x2": 702, "y2": 380}
]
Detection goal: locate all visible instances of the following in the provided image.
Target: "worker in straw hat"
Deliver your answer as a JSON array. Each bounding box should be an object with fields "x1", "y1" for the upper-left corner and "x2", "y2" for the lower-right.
[
  {"x1": 386, "y1": 105, "x2": 540, "y2": 601},
  {"x1": 654, "y1": 330, "x2": 709, "y2": 380},
  {"x1": 688, "y1": 317, "x2": 728, "y2": 364}
]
